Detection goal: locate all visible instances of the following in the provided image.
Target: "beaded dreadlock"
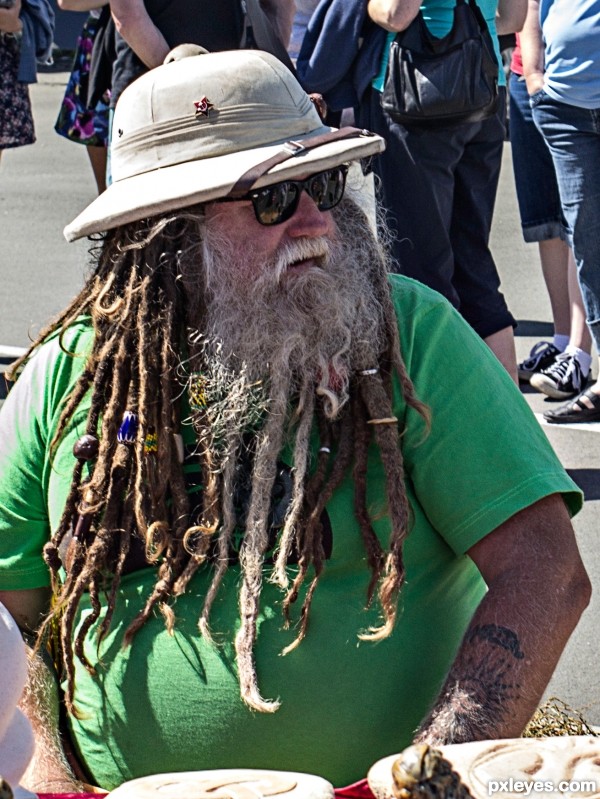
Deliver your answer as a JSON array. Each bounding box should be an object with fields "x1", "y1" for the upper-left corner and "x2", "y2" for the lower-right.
[{"x1": 11, "y1": 196, "x2": 428, "y2": 716}]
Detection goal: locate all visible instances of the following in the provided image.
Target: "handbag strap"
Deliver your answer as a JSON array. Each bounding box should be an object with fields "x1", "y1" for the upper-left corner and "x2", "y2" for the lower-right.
[
  {"x1": 464, "y1": 0, "x2": 494, "y2": 35},
  {"x1": 240, "y1": 0, "x2": 297, "y2": 75}
]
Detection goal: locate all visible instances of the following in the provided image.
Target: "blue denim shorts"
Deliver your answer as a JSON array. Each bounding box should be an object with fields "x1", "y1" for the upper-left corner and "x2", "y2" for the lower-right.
[
  {"x1": 532, "y1": 89, "x2": 600, "y2": 351},
  {"x1": 509, "y1": 72, "x2": 568, "y2": 243}
]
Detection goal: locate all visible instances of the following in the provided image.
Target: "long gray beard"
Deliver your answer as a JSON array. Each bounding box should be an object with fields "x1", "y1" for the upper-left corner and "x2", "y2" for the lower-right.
[
  {"x1": 195, "y1": 224, "x2": 385, "y2": 422},
  {"x1": 180, "y1": 206, "x2": 392, "y2": 711}
]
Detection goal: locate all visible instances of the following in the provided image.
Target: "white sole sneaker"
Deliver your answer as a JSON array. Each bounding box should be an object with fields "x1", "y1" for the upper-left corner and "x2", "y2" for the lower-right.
[{"x1": 530, "y1": 371, "x2": 587, "y2": 399}]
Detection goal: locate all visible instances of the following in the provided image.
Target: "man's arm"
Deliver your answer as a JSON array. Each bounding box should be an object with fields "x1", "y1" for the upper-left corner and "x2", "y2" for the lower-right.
[
  {"x1": 0, "y1": 588, "x2": 87, "y2": 793},
  {"x1": 520, "y1": 0, "x2": 544, "y2": 94},
  {"x1": 367, "y1": 0, "x2": 422, "y2": 32},
  {"x1": 260, "y1": 0, "x2": 295, "y2": 48},
  {"x1": 496, "y1": 0, "x2": 527, "y2": 36},
  {"x1": 110, "y1": 0, "x2": 170, "y2": 69},
  {"x1": 414, "y1": 494, "x2": 591, "y2": 744}
]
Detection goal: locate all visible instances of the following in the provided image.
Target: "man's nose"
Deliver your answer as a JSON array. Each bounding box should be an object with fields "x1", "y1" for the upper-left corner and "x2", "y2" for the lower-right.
[{"x1": 286, "y1": 190, "x2": 334, "y2": 238}]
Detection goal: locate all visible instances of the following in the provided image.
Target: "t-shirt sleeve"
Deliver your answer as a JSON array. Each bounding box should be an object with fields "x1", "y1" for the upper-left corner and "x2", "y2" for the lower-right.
[
  {"x1": 391, "y1": 276, "x2": 583, "y2": 556},
  {"x1": 0, "y1": 327, "x2": 91, "y2": 590}
]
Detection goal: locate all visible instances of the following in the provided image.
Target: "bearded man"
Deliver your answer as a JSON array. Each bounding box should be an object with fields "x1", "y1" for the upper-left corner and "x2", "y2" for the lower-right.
[{"x1": 0, "y1": 50, "x2": 590, "y2": 795}]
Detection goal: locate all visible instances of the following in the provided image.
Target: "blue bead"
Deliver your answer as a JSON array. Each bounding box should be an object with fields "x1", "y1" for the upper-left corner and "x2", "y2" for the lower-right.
[{"x1": 117, "y1": 410, "x2": 139, "y2": 444}]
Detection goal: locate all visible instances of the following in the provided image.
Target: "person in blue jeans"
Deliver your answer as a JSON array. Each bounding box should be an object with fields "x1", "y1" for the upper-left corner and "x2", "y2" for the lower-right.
[
  {"x1": 509, "y1": 35, "x2": 592, "y2": 399},
  {"x1": 522, "y1": 0, "x2": 600, "y2": 423}
]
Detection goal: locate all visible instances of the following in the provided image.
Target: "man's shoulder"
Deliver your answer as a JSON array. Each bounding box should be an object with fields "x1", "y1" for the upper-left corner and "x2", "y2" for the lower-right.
[
  {"x1": 387, "y1": 273, "x2": 454, "y2": 322},
  {"x1": 33, "y1": 317, "x2": 94, "y2": 361},
  {"x1": 16, "y1": 318, "x2": 93, "y2": 393},
  {"x1": 385, "y1": 272, "x2": 504, "y2": 382}
]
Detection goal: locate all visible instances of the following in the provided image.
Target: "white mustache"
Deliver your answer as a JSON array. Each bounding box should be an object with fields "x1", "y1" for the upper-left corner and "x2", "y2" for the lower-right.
[{"x1": 272, "y1": 237, "x2": 332, "y2": 282}]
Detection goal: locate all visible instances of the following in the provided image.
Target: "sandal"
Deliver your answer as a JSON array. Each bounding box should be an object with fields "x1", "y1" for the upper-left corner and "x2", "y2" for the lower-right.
[{"x1": 544, "y1": 387, "x2": 600, "y2": 424}]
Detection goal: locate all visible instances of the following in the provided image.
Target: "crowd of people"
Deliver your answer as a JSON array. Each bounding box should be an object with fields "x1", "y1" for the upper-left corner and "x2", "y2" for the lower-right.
[{"x1": 0, "y1": 0, "x2": 596, "y2": 796}]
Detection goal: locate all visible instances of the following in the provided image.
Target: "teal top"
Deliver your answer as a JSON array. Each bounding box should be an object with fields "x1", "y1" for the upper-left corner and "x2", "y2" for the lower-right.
[{"x1": 0, "y1": 276, "x2": 580, "y2": 789}]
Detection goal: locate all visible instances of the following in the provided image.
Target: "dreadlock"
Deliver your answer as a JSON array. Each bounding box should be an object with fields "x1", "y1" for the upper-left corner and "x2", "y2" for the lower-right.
[{"x1": 13, "y1": 195, "x2": 428, "y2": 716}]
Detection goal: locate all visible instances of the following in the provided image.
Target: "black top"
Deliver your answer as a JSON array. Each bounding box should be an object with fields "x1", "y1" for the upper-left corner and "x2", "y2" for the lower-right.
[{"x1": 110, "y1": 0, "x2": 245, "y2": 107}]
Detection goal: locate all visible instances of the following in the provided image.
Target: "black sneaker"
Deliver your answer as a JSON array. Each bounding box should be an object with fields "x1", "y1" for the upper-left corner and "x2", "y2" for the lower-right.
[
  {"x1": 518, "y1": 341, "x2": 561, "y2": 382},
  {"x1": 530, "y1": 352, "x2": 589, "y2": 399}
]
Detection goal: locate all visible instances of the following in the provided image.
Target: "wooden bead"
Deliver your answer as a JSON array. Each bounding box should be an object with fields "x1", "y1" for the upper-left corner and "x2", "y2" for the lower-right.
[{"x1": 73, "y1": 434, "x2": 99, "y2": 461}]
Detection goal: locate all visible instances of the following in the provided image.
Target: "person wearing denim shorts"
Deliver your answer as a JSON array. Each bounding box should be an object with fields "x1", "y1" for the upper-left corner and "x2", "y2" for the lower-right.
[
  {"x1": 522, "y1": 0, "x2": 600, "y2": 423},
  {"x1": 510, "y1": 35, "x2": 592, "y2": 399}
]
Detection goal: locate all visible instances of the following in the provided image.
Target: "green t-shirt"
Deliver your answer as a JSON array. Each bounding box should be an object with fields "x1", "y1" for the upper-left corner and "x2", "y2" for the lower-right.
[{"x1": 0, "y1": 276, "x2": 581, "y2": 790}]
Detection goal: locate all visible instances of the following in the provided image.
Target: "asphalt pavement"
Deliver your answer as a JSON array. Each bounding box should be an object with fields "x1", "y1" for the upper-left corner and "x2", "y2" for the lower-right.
[{"x1": 0, "y1": 71, "x2": 598, "y2": 726}]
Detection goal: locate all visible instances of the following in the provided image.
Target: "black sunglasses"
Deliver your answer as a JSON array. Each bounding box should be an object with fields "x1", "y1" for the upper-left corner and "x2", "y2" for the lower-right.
[{"x1": 224, "y1": 165, "x2": 349, "y2": 226}]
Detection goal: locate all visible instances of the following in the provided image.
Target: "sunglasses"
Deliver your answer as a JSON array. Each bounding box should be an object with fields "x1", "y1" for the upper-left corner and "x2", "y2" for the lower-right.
[{"x1": 225, "y1": 165, "x2": 349, "y2": 226}]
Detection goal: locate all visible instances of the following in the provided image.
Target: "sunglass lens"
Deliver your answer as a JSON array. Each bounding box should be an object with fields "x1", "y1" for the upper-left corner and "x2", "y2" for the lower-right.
[
  {"x1": 253, "y1": 182, "x2": 300, "y2": 225},
  {"x1": 307, "y1": 167, "x2": 347, "y2": 211},
  {"x1": 250, "y1": 166, "x2": 348, "y2": 225}
]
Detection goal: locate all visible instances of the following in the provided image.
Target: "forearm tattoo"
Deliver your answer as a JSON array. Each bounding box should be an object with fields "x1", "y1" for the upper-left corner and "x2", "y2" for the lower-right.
[
  {"x1": 415, "y1": 624, "x2": 524, "y2": 745},
  {"x1": 466, "y1": 624, "x2": 525, "y2": 660}
]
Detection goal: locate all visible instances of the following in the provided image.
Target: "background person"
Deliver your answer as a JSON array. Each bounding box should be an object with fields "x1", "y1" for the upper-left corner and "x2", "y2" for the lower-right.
[
  {"x1": 0, "y1": 0, "x2": 53, "y2": 166},
  {"x1": 522, "y1": 0, "x2": 600, "y2": 423},
  {"x1": 54, "y1": 0, "x2": 110, "y2": 194},
  {"x1": 509, "y1": 34, "x2": 592, "y2": 399},
  {"x1": 361, "y1": 0, "x2": 527, "y2": 382},
  {"x1": 109, "y1": 0, "x2": 295, "y2": 106}
]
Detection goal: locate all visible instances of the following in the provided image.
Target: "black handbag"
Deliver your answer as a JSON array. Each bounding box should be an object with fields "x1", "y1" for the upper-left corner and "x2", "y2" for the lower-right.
[{"x1": 381, "y1": 0, "x2": 499, "y2": 128}]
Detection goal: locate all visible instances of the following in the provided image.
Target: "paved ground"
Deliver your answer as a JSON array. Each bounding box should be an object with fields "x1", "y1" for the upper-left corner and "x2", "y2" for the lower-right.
[{"x1": 1, "y1": 72, "x2": 598, "y2": 726}]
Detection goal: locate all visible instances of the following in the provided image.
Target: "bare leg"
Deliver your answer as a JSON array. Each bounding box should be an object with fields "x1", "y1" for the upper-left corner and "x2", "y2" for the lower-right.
[
  {"x1": 86, "y1": 145, "x2": 107, "y2": 194},
  {"x1": 538, "y1": 238, "x2": 570, "y2": 337},
  {"x1": 484, "y1": 326, "x2": 518, "y2": 384},
  {"x1": 568, "y1": 253, "x2": 597, "y2": 404},
  {"x1": 567, "y1": 249, "x2": 592, "y2": 353}
]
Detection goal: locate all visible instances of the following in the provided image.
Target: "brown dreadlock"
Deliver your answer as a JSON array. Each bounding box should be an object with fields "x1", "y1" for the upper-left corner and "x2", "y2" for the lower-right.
[{"x1": 11, "y1": 195, "x2": 428, "y2": 716}]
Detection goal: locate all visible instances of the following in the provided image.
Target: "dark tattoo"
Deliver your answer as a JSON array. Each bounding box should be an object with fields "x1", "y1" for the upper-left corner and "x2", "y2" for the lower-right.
[
  {"x1": 466, "y1": 624, "x2": 525, "y2": 660},
  {"x1": 415, "y1": 624, "x2": 524, "y2": 745}
]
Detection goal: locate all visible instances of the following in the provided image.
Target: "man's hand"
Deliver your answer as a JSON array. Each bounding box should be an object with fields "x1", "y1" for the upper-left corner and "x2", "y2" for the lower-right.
[
  {"x1": 414, "y1": 494, "x2": 591, "y2": 745},
  {"x1": 524, "y1": 72, "x2": 544, "y2": 96},
  {"x1": 0, "y1": 589, "x2": 88, "y2": 793},
  {"x1": 19, "y1": 645, "x2": 88, "y2": 793}
]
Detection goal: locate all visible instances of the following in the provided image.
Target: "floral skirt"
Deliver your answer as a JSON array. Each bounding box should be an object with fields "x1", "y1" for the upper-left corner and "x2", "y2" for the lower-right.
[
  {"x1": 55, "y1": 14, "x2": 110, "y2": 147},
  {"x1": 0, "y1": 34, "x2": 35, "y2": 149}
]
